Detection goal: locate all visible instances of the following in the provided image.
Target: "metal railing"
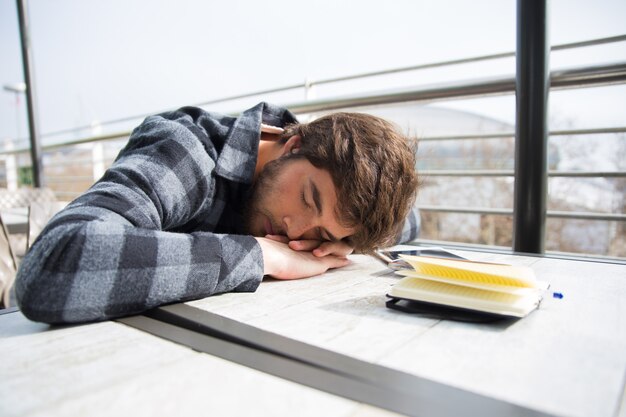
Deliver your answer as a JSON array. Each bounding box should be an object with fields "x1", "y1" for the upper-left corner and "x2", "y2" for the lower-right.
[
  {"x1": 2, "y1": 60, "x2": 625, "y2": 156},
  {"x1": 13, "y1": 34, "x2": 626, "y2": 145},
  {"x1": 1, "y1": 35, "x2": 624, "y2": 259},
  {"x1": 419, "y1": 126, "x2": 626, "y2": 141},
  {"x1": 418, "y1": 206, "x2": 626, "y2": 222}
]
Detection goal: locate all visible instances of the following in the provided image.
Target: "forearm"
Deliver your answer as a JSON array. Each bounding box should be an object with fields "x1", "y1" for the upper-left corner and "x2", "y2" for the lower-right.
[{"x1": 16, "y1": 207, "x2": 263, "y2": 324}]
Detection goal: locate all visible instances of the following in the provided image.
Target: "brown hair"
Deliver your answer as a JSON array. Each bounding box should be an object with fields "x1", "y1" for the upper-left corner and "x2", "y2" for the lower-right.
[{"x1": 282, "y1": 112, "x2": 418, "y2": 253}]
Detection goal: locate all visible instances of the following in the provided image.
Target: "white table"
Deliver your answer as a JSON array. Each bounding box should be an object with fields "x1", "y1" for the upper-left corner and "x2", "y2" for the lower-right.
[
  {"x1": 2, "y1": 249, "x2": 625, "y2": 417},
  {"x1": 0, "y1": 309, "x2": 399, "y2": 417},
  {"x1": 182, "y1": 250, "x2": 626, "y2": 417}
]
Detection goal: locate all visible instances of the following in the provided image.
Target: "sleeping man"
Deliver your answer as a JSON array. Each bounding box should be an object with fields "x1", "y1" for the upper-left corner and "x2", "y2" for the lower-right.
[{"x1": 15, "y1": 102, "x2": 420, "y2": 324}]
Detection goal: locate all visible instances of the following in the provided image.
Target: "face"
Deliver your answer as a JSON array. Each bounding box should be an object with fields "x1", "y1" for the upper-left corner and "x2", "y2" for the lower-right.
[{"x1": 245, "y1": 156, "x2": 356, "y2": 242}]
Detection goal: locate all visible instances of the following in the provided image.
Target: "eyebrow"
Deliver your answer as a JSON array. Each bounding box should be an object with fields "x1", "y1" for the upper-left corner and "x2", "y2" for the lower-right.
[{"x1": 309, "y1": 179, "x2": 339, "y2": 242}]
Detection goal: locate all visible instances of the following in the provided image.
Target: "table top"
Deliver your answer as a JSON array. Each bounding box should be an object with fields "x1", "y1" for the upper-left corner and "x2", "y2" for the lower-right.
[
  {"x1": 185, "y1": 249, "x2": 626, "y2": 417},
  {"x1": 2, "y1": 247, "x2": 625, "y2": 417},
  {"x1": 0, "y1": 307, "x2": 398, "y2": 417}
]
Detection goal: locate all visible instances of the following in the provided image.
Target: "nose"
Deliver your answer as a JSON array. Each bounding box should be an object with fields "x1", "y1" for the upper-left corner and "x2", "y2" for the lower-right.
[{"x1": 283, "y1": 214, "x2": 317, "y2": 241}]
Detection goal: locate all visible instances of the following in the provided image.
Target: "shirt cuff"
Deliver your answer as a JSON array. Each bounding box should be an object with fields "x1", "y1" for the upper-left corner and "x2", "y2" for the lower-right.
[{"x1": 217, "y1": 234, "x2": 264, "y2": 293}]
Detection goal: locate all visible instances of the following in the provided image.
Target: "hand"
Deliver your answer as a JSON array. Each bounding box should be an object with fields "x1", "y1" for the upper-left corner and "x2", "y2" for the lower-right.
[
  {"x1": 255, "y1": 237, "x2": 350, "y2": 280},
  {"x1": 263, "y1": 235, "x2": 354, "y2": 258},
  {"x1": 288, "y1": 239, "x2": 354, "y2": 258}
]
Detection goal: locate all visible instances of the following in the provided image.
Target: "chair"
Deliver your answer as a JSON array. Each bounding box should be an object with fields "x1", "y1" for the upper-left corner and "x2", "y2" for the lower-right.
[
  {"x1": 0, "y1": 214, "x2": 18, "y2": 309},
  {"x1": 0, "y1": 188, "x2": 63, "y2": 309},
  {"x1": 27, "y1": 201, "x2": 68, "y2": 249},
  {"x1": 0, "y1": 187, "x2": 58, "y2": 258}
]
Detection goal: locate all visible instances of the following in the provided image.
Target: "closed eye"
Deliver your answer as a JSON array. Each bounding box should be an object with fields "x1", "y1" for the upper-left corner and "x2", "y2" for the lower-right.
[{"x1": 301, "y1": 190, "x2": 311, "y2": 209}]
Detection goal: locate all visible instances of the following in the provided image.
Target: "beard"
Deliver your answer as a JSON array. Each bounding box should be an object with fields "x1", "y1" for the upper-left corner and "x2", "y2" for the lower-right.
[{"x1": 243, "y1": 155, "x2": 296, "y2": 236}]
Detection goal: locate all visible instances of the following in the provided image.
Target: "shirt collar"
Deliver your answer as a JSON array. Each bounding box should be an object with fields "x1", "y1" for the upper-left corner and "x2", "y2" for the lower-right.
[{"x1": 215, "y1": 102, "x2": 297, "y2": 183}]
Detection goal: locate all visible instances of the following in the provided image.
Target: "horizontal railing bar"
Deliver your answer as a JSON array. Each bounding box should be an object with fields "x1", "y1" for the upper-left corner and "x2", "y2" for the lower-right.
[
  {"x1": 45, "y1": 160, "x2": 96, "y2": 166},
  {"x1": 39, "y1": 83, "x2": 306, "y2": 140},
  {"x1": 420, "y1": 170, "x2": 498, "y2": 177},
  {"x1": 547, "y1": 210, "x2": 626, "y2": 221},
  {"x1": 549, "y1": 126, "x2": 626, "y2": 136},
  {"x1": 51, "y1": 192, "x2": 82, "y2": 199},
  {"x1": 419, "y1": 126, "x2": 626, "y2": 141},
  {"x1": 311, "y1": 54, "x2": 517, "y2": 87},
  {"x1": 36, "y1": 35, "x2": 626, "y2": 139},
  {"x1": 1, "y1": 133, "x2": 130, "y2": 156},
  {"x1": 45, "y1": 132, "x2": 129, "y2": 150},
  {"x1": 44, "y1": 176, "x2": 94, "y2": 182},
  {"x1": 2, "y1": 62, "x2": 625, "y2": 156},
  {"x1": 418, "y1": 205, "x2": 626, "y2": 221},
  {"x1": 285, "y1": 61, "x2": 626, "y2": 114},
  {"x1": 418, "y1": 133, "x2": 513, "y2": 141},
  {"x1": 419, "y1": 206, "x2": 512, "y2": 215},
  {"x1": 548, "y1": 171, "x2": 626, "y2": 177},
  {"x1": 44, "y1": 158, "x2": 119, "y2": 167},
  {"x1": 308, "y1": 35, "x2": 626, "y2": 87},
  {"x1": 47, "y1": 156, "x2": 119, "y2": 163},
  {"x1": 194, "y1": 83, "x2": 304, "y2": 108},
  {"x1": 287, "y1": 76, "x2": 517, "y2": 114},
  {"x1": 550, "y1": 34, "x2": 626, "y2": 51},
  {"x1": 420, "y1": 170, "x2": 626, "y2": 177},
  {"x1": 550, "y1": 62, "x2": 626, "y2": 88}
]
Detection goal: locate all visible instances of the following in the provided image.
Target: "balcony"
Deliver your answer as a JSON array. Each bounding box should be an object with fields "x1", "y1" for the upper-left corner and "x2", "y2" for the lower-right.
[
  {"x1": 1, "y1": 3, "x2": 625, "y2": 416},
  {"x1": 1, "y1": 33, "x2": 624, "y2": 262}
]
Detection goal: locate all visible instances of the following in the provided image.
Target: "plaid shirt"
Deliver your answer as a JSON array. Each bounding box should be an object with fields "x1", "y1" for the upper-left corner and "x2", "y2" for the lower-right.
[{"x1": 16, "y1": 103, "x2": 420, "y2": 324}]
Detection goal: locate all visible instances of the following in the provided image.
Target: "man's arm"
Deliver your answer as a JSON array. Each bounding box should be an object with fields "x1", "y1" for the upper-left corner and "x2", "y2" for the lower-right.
[{"x1": 15, "y1": 112, "x2": 263, "y2": 324}]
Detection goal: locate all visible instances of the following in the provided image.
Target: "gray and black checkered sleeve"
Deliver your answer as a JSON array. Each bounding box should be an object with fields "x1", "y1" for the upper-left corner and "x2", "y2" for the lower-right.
[{"x1": 396, "y1": 204, "x2": 421, "y2": 244}]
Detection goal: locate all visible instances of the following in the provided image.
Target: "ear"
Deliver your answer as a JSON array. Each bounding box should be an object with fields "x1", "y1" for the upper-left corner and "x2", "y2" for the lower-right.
[{"x1": 281, "y1": 135, "x2": 302, "y2": 156}]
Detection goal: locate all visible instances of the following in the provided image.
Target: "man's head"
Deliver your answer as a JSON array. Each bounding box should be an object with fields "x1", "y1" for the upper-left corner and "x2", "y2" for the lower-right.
[{"x1": 246, "y1": 112, "x2": 418, "y2": 253}]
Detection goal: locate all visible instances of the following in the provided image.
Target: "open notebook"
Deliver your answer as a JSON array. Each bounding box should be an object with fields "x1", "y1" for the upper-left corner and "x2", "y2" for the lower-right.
[{"x1": 387, "y1": 255, "x2": 549, "y2": 321}]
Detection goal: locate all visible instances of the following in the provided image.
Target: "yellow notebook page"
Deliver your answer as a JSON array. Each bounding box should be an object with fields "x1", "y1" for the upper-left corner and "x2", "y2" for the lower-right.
[
  {"x1": 395, "y1": 269, "x2": 538, "y2": 294},
  {"x1": 399, "y1": 255, "x2": 538, "y2": 289}
]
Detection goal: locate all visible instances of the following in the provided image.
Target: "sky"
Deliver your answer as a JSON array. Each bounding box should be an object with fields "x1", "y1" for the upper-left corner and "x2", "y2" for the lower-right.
[{"x1": 1, "y1": 0, "x2": 625, "y2": 146}]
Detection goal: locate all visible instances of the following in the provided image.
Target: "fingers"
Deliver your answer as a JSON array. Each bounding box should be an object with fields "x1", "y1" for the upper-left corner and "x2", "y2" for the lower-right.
[
  {"x1": 323, "y1": 255, "x2": 351, "y2": 269},
  {"x1": 288, "y1": 239, "x2": 321, "y2": 251},
  {"x1": 312, "y1": 241, "x2": 354, "y2": 258},
  {"x1": 287, "y1": 240, "x2": 354, "y2": 259}
]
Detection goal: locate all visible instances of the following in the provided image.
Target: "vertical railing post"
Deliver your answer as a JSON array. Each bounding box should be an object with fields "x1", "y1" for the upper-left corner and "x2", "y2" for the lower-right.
[
  {"x1": 92, "y1": 142, "x2": 105, "y2": 182},
  {"x1": 3, "y1": 141, "x2": 18, "y2": 191},
  {"x1": 304, "y1": 78, "x2": 316, "y2": 101},
  {"x1": 16, "y1": 0, "x2": 43, "y2": 188},
  {"x1": 513, "y1": 0, "x2": 550, "y2": 254}
]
